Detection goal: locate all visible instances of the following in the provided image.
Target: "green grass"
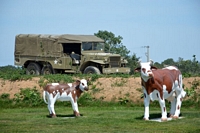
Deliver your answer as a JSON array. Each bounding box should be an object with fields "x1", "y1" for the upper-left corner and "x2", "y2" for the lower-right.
[{"x1": 0, "y1": 106, "x2": 199, "y2": 133}]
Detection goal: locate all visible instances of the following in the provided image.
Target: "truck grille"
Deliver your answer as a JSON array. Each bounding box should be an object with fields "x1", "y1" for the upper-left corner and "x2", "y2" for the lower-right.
[{"x1": 110, "y1": 57, "x2": 120, "y2": 67}]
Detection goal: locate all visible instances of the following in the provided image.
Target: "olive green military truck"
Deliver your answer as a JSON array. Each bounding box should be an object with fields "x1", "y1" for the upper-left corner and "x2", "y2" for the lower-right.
[{"x1": 14, "y1": 34, "x2": 130, "y2": 75}]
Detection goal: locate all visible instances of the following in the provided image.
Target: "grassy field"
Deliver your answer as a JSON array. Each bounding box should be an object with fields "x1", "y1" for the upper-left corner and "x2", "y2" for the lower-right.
[{"x1": 0, "y1": 105, "x2": 199, "y2": 133}]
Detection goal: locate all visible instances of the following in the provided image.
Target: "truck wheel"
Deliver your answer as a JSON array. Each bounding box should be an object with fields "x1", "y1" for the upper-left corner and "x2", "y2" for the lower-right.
[
  {"x1": 26, "y1": 63, "x2": 41, "y2": 75},
  {"x1": 41, "y1": 65, "x2": 53, "y2": 75},
  {"x1": 84, "y1": 66, "x2": 101, "y2": 74}
]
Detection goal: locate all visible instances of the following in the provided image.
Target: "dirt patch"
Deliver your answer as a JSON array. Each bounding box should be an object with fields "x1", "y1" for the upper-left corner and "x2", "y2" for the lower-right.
[
  {"x1": 0, "y1": 77, "x2": 41, "y2": 99},
  {"x1": 0, "y1": 77, "x2": 200, "y2": 102},
  {"x1": 90, "y1": 77, "x2": 142, "y2": 102}
]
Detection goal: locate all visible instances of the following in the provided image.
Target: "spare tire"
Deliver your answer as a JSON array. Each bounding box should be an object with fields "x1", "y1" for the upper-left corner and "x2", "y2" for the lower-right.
[
  {"x1": 84, "y1": 66, "x2": 101, "y2": 74},
  {"x1": 26, "y1": 62, "x2": 41, "y2": 75}
]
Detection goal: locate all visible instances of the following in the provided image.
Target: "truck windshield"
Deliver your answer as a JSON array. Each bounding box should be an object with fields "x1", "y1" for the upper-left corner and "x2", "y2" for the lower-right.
[{"x1": 82, "y1": 42, "x2": 104, "y2": 51}]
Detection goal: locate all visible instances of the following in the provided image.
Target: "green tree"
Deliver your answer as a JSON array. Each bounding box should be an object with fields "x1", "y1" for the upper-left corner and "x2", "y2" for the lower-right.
[
  {"x1": 161, "y1": 58, "x2": 176, "y2": 66},
  {"x1": 153, "y1": 62, "x2": 163, "y2": 69},
  {"x1": 94, "y1": 30, "x2": 130, "y2": 57},
  {"x1": 177, "y1": 55, "x2": 200, "y2": 76},
  {"x1": 127, "y1": 53, "x2": 140, "y2": 74},
  {"x1": 191, "y1": 55, "x2": 200, "y2": 74}
]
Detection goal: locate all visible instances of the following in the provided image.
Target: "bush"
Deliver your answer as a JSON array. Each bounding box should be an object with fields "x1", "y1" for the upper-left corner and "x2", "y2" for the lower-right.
[
  {"x1": 13, "y1": 87, "x2": 43, "y2": 106},
  {"x1": 0, "y1": 93, "x2": 10, "y2": 99},
  {"x1": 43, "y1": 74, "x2": 73, "y2": 83},
  {"x1": 184, "y1": 79, "x2": 200, "y2": 107},
  {"x1": 0, "y1": 93, "x2": 12, "y2": 108},
  {"x1": 0, "y1": 65, "x2": 32, "y2": 81}
]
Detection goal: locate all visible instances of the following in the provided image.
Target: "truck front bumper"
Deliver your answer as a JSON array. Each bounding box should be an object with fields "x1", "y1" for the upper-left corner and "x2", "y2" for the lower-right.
[{"x1": 102, "y1": 67, "x2": 130, "y2": 74}]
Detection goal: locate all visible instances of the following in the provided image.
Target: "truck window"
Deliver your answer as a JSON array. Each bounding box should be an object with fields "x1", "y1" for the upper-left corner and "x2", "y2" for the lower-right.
[
  {"x1": 82, "y1": 42, "x2": 92, "y2": 50},
  {"x1": 82, "y1": 42, "x2": 104, "y2": 51},
  {"x1": 62, "y1": 43, "x2": 81, "y2": 55},
  {"x1": 93, "y1": 42, "x2": 104, "y2": 51}
]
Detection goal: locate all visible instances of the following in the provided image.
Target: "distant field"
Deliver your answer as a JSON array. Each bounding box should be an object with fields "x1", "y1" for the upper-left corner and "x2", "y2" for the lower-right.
[{"x1": 0, "y1": 106, "x2": 199, "y2": 133}]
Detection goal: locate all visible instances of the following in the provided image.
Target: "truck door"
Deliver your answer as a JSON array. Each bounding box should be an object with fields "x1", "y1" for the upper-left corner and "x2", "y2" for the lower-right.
[{"x1": 62, "y1": 43, "x2": 81, "y2": 67}]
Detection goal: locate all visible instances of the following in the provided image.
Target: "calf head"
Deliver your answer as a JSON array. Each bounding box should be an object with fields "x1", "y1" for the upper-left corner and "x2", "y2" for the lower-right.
[
  {"x1": 135, "y1": 61, "x2": 157, "y2": 82},
  {"x1": 76, "y1": 79, "x2": 89, "y2": 91}
]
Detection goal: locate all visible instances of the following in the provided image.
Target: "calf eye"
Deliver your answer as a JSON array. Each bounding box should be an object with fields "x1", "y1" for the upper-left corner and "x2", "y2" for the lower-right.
[
  {"x1": 82, "y1": 83, "x2": 85, "y2": 86},
  {"x1": 142, "y1": 68, "x2": 146, "y2": 72}
]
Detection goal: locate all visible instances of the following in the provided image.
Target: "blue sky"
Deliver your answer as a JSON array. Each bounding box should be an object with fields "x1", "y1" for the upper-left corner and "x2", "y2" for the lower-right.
[{"x1": 0, "y1": 0, "x2": 200, "y2": 66}]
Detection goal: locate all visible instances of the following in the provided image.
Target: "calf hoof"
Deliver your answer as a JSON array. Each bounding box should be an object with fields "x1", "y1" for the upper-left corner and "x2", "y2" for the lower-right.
[
  {"x1": 50, "y1": 114, "x2": 57, "y2": 118},
  {"x1": 172, "y1": 116, "x2": 179, "y2": 119},
  {"x1": 76, "y1": 113, "x2": 81, "y2": 117},
  {"x1": 169, "y1": 114, "x2": 174, "y2": 118},
  {"x1": 74, "y1": 111, "x2": 80, "y2": 117},
  {"x1": 161, "y1": 118, "x2": 168, "y2": 121},
  {"x1": 143, "y1": 118, "x2": 149, "y2": 121},
  {"x1": 52, "y1": 115, "x2": 57, "y2": 118}
]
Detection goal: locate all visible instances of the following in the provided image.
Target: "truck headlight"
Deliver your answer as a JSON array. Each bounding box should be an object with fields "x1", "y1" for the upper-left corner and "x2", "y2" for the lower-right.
[
  {"x1": 121, "y1": 58, "x2": 128, "y2": 64},
  {"x1": 124, "y1": 59, "x2": 128, "y2": 63},
  {"x1": 104, "y1": 58, "x2": 108, "y2": 62}
]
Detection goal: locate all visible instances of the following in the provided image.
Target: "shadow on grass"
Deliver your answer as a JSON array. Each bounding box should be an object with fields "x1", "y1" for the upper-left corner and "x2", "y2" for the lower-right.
[
  {"x1": 135, "y1": 113, "x2": 161, "y2": 120},
  {"x1": 46, "y1": 114, "x2": 83, "y2": 118},
  {"x1": 135, "y1": 113, "x2": 183, "y2": 120}
]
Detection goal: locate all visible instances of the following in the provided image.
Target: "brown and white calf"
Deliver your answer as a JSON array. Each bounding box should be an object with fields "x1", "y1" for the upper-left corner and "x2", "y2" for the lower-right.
[
  {"x1": 135, "y1": 61, "x2": 186, "y2": 121},
  {"x1": 43, "y1": 79, "x2": 88, "y2": 117}
]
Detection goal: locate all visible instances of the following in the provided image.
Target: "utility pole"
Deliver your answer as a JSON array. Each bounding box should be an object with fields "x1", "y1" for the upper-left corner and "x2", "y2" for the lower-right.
[{"x1": 142, "y1": 46, "x2": 150, "y2": 62}]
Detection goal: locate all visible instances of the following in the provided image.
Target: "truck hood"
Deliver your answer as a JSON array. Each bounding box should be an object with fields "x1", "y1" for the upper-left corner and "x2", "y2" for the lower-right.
[{"x1": 82, "y1": 52, "x2": 120, "y2": 57}]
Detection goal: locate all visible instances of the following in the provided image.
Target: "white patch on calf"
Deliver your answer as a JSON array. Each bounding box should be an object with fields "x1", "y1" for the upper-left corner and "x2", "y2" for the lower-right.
[
  {"x1": 57, "y1": 92, "x2": 72, "y2": 101},
  {"x1": 163, "y1": 66, "x2": 178, "y2": 70},
  {"x1": 52, "y1": 83, "x2": 59, "y2": 86},
  {"x1": 167, "y1": 92, "x2": 176, "y2": 101},
  {"x1": 149, "y1": 90, "x2": 160, "y2": 101},
  {"x1": 68, "y1": 83, "x2": 72, "y2": 87}
]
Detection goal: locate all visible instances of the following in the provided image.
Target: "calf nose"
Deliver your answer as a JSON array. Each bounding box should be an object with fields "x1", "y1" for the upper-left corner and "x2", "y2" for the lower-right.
[
  {"x1": 147, "y1": 70, "x2": 153, "y2": 77},
  {"x1": 149, "y1": 73, "x2": 153, "y2": 77},
  {"x1": 84, "y1": 87, "x2": 89, "y2": 91}
]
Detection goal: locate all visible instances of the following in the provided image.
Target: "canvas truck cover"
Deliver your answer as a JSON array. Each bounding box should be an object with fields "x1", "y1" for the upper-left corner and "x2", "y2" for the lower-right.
[{"x1": 15, "y1": 34, "x2": 104, "y2": 57}]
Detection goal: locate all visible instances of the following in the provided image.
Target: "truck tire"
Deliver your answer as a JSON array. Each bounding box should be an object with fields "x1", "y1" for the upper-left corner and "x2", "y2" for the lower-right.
[
  {"x1": 84, "y1": 66, "x2": 101, "y2": 74},
  {"x1": 41, "y1": 65, "x2": 53, "y2": 75},
  {"x1": 26, "y1": 62, "x2": 41, "y2": 75}
]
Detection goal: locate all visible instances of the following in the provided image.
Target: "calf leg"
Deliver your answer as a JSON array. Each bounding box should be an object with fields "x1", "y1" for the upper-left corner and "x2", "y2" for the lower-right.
[
  {"x1": 143, "y1": 89, "x2": 150, "y2": 120},
  {"x1": 48, "y1": 96, "x2": 56, "y2": 117},
  {"x1": 49, "y1": 104, "x2": 56, "y2": 117},
  {"x1": 71, "y1": 101, "x2": 80, "y2": 117},
  {"x1": 47, "y1": 104, "x2": 52, "y2": 115},
  {"x1": 173, "y1": 92, "x2": 182, "y2": 119},
  {"x1": 173, "y1": 75, "x2": 185, "y2": 119},
  {"x1": 158, "y1": 94, "x2": 167, "y2": 121},
  {"x1": 170, "y1": 98, "x2": 176, "y2": 117}
]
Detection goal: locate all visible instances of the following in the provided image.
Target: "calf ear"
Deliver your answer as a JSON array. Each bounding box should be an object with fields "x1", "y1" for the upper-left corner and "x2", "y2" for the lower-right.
[
  {"x1": 76, "y1": 80, "x2": 80, "y2": 85},
  {"x1": 75, "y1": 80, "x2": 80, "y2": 89},
  {"x1": 137, "y1": 60, "x2": 141, "y2": 66},
  {"x1": 151, "y1": 66, "x2": 157, "y2": 70},
  {"x1": 150, "y1": 59, "x2": 154, "y2": 65},
  {"x1": 134, "y1": 67, "x2": 141, "y2": 72}
]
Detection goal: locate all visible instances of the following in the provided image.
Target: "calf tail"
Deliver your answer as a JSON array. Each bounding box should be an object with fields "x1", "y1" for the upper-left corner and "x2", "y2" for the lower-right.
[
  {"x1": 43, "y1": 91, "x2": 48, "y2": 104},
  {"x1": 179, "y1": 74, "x2": 186, "y2": 98},
  {"x1": 181, "y1": 89, "x2": 186, "y2": 98}
]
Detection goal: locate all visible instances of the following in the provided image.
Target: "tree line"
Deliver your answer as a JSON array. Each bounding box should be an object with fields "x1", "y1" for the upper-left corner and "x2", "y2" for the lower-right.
[{"x1": 95, "y1": 30, "x2": 200, "y2": 76}]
